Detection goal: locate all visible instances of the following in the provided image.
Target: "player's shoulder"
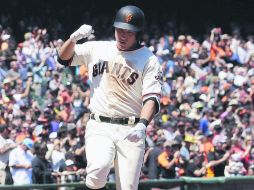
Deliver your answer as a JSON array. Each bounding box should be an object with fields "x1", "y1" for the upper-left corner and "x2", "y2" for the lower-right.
[
  {"x1": 130, "y1": 46, "x2": 157, "y2": 62},
  {"x1": 139, "y1": 46, "x2": 158, "y2": 59},
  {"x1": 137, "y1": 46, "x2": 154, "y2": 56},
  {"x1": 140, "y1": 46, "x2": 160, "y2": 63}
]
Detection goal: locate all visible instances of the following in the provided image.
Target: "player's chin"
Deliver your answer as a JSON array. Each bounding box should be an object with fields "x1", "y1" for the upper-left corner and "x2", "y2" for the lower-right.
[{"x1": 117, "y1": 42, "x2": 128, "y2": 51}]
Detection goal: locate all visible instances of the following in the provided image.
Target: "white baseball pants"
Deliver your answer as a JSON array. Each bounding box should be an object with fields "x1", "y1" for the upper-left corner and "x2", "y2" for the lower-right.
[{"x1": 85, "y1": 119, "x2": 145, "y2": 190}]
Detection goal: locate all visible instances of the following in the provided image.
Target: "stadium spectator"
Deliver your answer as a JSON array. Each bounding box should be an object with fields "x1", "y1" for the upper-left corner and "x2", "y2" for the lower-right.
[
  {"x1": 157, "y1": 140, "x2": 180, "y2": 179},
  {"x1": 185, "y1": 152, "x2": 206, "y2": 177},
  {"x1": 32, "y1": 142, "x2": 57, "y2": 184},
  {"x1": 0, "y1": 125, "x2": 16, "y2": 184},
  {"x1": 9, "y1": 138, "x2": 34, "y2": 185},
  {"x1": 143, "y1": 138, "x2": 164, "y2": 179}
]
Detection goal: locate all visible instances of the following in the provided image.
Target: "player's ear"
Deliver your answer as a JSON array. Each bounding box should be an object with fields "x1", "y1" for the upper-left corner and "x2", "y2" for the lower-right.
[{"x1": 136, "y1": 32, "x2": 143, "y2": 45}]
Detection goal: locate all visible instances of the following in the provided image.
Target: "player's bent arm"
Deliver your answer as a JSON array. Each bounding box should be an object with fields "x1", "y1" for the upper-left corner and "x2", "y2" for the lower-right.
[
  {"x1": 57, "y1": 38, "x2": 75, "y2": 65},
  {"x1": 58, "y1": 24, "x2": 93, "y2": 66}
]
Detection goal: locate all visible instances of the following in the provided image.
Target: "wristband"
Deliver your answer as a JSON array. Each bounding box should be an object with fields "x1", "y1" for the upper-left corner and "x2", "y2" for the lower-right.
[{"x1": 139, "y1": 118, "x2": 149, "y2": 127}]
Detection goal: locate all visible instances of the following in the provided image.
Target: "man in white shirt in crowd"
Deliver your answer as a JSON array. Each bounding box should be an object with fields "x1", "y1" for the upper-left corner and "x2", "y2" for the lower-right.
[
  {"x1": 9, "y1": 138, "x2": 34, "y2": 185},
  {"x1": 0, "y1": 125, "x2": 16, "y2": 184}
]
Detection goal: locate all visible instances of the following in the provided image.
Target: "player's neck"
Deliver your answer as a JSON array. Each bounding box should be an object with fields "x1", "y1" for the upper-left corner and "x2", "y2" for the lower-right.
[{"x1": 124, "y1": 42, "x2": 143, "y2": 51}]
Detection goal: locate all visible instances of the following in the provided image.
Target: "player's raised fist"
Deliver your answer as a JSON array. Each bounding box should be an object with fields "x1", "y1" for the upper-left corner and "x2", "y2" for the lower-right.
[{"x1": 70, "y1": 24, "x2": 93, "y2": 43}]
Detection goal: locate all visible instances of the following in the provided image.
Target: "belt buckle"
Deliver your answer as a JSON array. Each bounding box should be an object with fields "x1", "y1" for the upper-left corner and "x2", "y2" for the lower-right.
[{"x1": 128, "y1": 116, "x2": 135, "y2": 125}]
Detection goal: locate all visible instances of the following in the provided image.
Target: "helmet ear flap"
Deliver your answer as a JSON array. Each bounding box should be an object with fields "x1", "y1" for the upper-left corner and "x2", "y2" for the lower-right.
[{"x1": 136, "y1": 32, "x2": 143, "y2": 45}]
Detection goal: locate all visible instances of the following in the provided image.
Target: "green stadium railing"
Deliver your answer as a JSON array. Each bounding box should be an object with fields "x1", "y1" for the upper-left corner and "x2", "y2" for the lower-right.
[{"x1": 1, "y1": 176, "x2": 254, "y2": 190}]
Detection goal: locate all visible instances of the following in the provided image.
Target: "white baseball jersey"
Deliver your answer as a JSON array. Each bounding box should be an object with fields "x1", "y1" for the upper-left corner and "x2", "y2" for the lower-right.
[{"x1": 70, "y1": 41, "x2": 162, "y2": 117}]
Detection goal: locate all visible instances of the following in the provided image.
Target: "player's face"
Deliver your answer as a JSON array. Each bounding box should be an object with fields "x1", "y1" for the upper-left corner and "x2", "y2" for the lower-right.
[{"x1": 115, "y1": 28, "x2": 137, "y2": 51}]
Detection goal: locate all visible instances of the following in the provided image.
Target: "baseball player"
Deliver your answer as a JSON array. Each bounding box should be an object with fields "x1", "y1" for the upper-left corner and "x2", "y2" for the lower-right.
[{"x1": 58, "y1": 5, "x2": 162, "y2": 190}]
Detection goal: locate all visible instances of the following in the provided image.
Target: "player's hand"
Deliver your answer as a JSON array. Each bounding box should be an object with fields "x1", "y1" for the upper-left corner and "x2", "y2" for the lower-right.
[
  {"x1": 70, "y1": 24, "x2": 94, "y2": 43},
  {"x1": 124, "y1": 123, "x2": 146, "y2": 142}
]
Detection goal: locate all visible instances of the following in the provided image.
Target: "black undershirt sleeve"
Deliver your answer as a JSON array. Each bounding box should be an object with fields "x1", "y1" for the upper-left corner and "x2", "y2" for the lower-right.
[
  {"x1": 56, "y1": 51, "x2": 74, "y2": 66},
  {"x1": 143, "y1": 97, "x2": 160, "y2": 115}
]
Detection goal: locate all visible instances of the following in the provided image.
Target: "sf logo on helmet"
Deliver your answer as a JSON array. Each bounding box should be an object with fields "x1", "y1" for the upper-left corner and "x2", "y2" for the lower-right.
[{"x1": 125, "y1": 14, "x2": 133, "y2": 23}]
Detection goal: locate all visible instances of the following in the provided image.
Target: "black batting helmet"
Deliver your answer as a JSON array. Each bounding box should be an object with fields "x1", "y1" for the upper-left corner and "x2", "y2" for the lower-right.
[{"x1": 113, "y1": 5, "x2": 145, "y2": 32}]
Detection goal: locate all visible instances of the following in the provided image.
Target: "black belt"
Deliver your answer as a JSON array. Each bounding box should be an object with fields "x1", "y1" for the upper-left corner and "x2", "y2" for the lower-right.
[{"x1": 90, "y1": 113, "x2": 140, "y2": 125}]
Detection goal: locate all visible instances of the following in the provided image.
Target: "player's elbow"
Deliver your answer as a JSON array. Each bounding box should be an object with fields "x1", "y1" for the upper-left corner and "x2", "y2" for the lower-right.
[{"x1": 57, "y1": 50, "x2": 73, "y2": 66}]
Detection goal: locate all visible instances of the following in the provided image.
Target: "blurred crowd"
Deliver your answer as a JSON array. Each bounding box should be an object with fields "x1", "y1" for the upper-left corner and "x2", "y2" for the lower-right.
[
  {"x1": 1, "y1": 6, "x2": 254, "y2": 188},
  {"x1": 0, "y1": 23, "x2": 90, "y2": 187},
  {"x1": 142, "y1": 27, "x2": 254, "y2": 179}
]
